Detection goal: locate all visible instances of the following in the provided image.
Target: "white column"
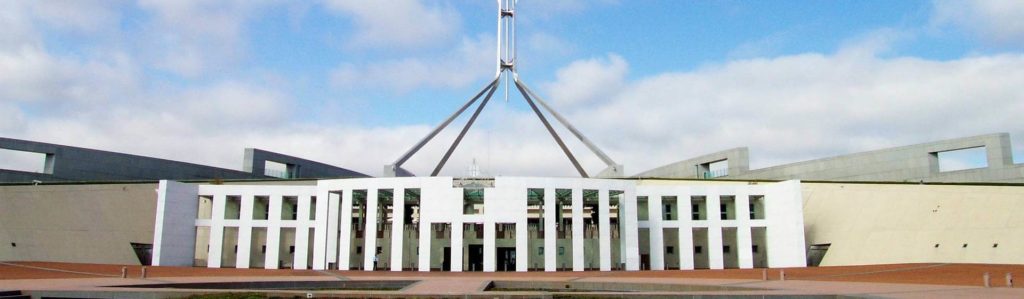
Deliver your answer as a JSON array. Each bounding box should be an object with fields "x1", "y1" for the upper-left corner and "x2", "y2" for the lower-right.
[
  {"x1": 326, "y1": 192, "x2": 340, "y2": 268},
  {"x1": 293, "y1": 195, "x2": 312, "y2": 270},
  {"x1": 312, "y1": 188, "x2": 331, "y2": 269},
  {"x1": 363, "y1": 188, "x2": 379, "y2": 271},
  {"x1": 571, "y1": 188, "x2": 584, "y2": 271},
  {"x1": 679, "y1": 190, "x2": 695, "y2": 270},
  {"x1": 598, "y1": 189, "x2": 611, "y2": 271},
  {"x1": 208, "y1": 194, "x2": 226, "y2": 268},
  {"x1": 707, "y1": 192, "x2": 724, "y2": 270},
  {"x1": 236, "y1": 194, "x2": 254, "y2": 269},
  {"x1": 623, "y1": 188, "x2": 640, "y2": 271},
  {"x1": 543, "y1": 188, "x2": 557, "y2": 271},
  {"x1": 516, "y1": 219, "x2": 528, "y2": 272},
  {"x1": 337, "y1": 190, "x2": 353, "y2": 270},
  {"x1": 418, "y1": 221, "x2": 431, "y2": 272},
  {"x1": 484, "y1": 222, "x2": 495, "y2": 272},
  {"x1": 736, "y1": 191, "x2": 754, "y2": 269},
  {"x1": 451, "y1": 221, "x2": 463, "y2": 272},
  {"x1": 650, "y1": 194, "x2": 665, "y2": 270},
  {"x1": 390, "y1": 188, "x2": 405, "y2": 271},
  {"x1": 265, "y1": 195, "x2": 283, "y2": 269}
]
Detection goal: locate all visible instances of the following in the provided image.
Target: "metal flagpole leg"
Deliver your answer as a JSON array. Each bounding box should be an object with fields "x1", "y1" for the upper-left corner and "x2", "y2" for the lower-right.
[
  {"x1": 431, "y1": 82, "x2": 501, "y2": 176},
  {"x1": 514, "y1": 80, "x2": 589, "y2": 178},
  {"x1": 390, "y1": 78, "x2": 500, "y2": 170}
]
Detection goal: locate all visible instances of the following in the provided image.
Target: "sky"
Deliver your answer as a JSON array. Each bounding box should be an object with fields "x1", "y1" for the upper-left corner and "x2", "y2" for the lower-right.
[{"x1": 1, "y1": 0, "x2": 1023, "y2": 177}]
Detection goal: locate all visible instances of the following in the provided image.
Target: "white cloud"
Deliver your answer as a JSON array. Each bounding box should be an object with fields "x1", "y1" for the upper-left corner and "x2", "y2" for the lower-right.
[
  {"x1": 330, "y1": 35, "x2": 494, "y2": 92},
  {"x1": 554, "y1": 51, "x2": 1024, "y2": 173},
  {"x1": 322, "y1": 0, "x2": 460, "y2": 49},
  {"x1": 540, "y1": 54, "x2": 627, "y2": 107},
  {"x1": 27, "y1": 0, "x2": 126, "y2": 34},
  {"x1": 932, "y1": 0, "x2": 1024, "y2": 47},
  {"x1": 0, "y1": 45, "x2": 139, "y2": 106},
  {"x1": 136, "y1": 0, "x2": 276, "y2": 77}
]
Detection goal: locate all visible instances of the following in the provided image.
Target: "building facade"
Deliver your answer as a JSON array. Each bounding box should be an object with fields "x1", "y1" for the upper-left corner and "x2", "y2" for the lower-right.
[{"x1": 153, "y1": 177, "x2": 806, "y2": 272}]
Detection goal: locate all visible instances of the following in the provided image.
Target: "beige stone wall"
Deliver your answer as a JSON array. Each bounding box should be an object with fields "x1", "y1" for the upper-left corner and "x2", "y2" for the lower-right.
[
  {"x1": 0, "y1": 183, "x2": 157, "y2": 264},
  {"x1": 803, "y1": 182, "x2": 1024, "y2": 266}
]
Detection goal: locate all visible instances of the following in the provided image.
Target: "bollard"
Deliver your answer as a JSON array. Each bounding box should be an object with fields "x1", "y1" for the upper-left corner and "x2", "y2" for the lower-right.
[
  {"x1": 983, "y1": 272, "x2": 990, "y2": 288},
  {"x1": 1007, "y1": 273, "x2": 1014, "y2": 288},
  {"x1": 780, "y1": 269, "x2": 786, "y2": 281},
  {"x1": 141, "y1": 266, "x2": 147, "y2": 279},
  {"x1": 121, "y1": 266, "x2": 127, "y2": 278},
  {"x1": 762, "y1": 269, "x2": 768, "y2": 281}
]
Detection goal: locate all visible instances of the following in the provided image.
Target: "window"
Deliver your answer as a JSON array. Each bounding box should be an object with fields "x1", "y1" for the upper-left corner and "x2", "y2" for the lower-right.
[
  {"x1": 0, "y1": 148, "x2": 51, "y2": 174},
  {"x1": 539, "y1": 247, "x2": 544, "y2": 254},
  {"x1": 356, "y1": 246, "x2": 363, "y2": 254},
  {"x1": 559, "y1": 247, "x2": 565, "y2": 255},
  {"x1": 261, "y1": 245, "x2": 266, "y2": 253},
  {"x1": 933, "y1": 147, "x2": 987, "y2": 172},
  {"x1": 289, "y1": 246, "x2": 295, "y2": 254},
  {"x1": 376, "y1": 246, "x2": 382, "y2": 254},
  {"x1": 637, "y1": 197, "x2": 649, "y2": 221},
  {"x1": 723, "y1": 245, "x2": 731, "y2": 254},
  {"x1": 463, "y1": 189, "x2": 485, "y2": 215},
  {"x1": 749, "y1": 195, "x2": 765, "y2": 219},
  {"x1": 666, "y1": 246, "x2": 674, "y2": 254},
  {"x1": 692, "y1": 204, "x2": 700, "y2": 220},
  {"x1": 752, "y1": 245, "x2": 759, "y2": 253},
  {"x1": 694, "y1": 246, "x2": 702, "y2": 254},
  {"x1": 720, "y1": 204, "x2": 728, "y2": 220}
]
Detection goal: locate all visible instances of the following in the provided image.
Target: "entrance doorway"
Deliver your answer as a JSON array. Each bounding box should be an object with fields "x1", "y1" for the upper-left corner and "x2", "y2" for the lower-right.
[
  {"x1": 497, "y1": 247, "x2": 516, "y2": 271},
  {"x1": 466, "y1": 244, "x2": 484, "y2": 271},
  {"x1": 442, "y1": 247, "x2": 451, "y2": 271}
]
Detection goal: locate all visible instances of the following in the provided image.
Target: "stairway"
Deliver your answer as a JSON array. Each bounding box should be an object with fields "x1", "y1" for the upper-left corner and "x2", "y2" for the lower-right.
[{"x1": 0, "y1": 290, "x2": 29, "y2": 299}]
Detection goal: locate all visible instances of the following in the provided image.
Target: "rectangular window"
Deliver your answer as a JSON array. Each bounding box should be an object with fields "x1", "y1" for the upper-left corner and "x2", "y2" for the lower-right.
[
  {"x1": 933, "y1": 147, "x2": 988, "y2": 172},
  {"x1": 0, "y1": 148, "x2": 51, "y2": 174},
  {"x1": 719, "y1": 196, "x2": 736, "y2": 220},
  {"x1": 225, "y1": 196, "x2": 242, "y2": 220},
  {"x1": 723, "y1": 245, "x2": 731, "y2": 254},
  {"x1": 666, "y1": 246, "x2": 674, "y2": 254},
  {"x1": 463, "y1": 188, "x2": 485, "y2": 215},
  {"x1": 749, "y1": 195, "x2": 765, "y2": 219},
  {"x1": 637, "y1": 196, "x2": 649, "y2": 221},
  {"x1": 694, "y1": 246, "x2": 702, "y2": 254}
]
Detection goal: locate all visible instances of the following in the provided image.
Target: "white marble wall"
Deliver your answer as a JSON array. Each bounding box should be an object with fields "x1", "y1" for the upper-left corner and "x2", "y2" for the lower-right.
[{"x1": 154, "y1": 177, "x2": 805, "y2": 271}]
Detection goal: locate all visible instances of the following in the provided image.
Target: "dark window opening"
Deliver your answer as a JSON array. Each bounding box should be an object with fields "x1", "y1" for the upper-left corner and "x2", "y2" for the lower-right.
[
  {"x1": 289, "y1": 246, "x2": 295, "y2": 253},
  {"x1": 694, "y1": 246, "x2": 702, "y2": 254},
  {"x1": 723, "y1": 245, "x2": 731, "y2": 254},
  {"x1": 130, "y1": 243, "x2": 153, "y2": 266},
  {"x1": 666, "y1": 246, "x2": 674, "y2": 254}
]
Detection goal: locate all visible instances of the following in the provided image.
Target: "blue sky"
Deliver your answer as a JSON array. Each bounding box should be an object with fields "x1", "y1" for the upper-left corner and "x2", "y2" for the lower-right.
[{"x1": 1, "y1": 0, "x2": 1023, "y2": 177}]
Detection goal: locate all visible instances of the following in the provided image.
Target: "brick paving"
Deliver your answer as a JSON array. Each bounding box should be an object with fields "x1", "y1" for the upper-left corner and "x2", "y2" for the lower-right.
[{"x1": 3, "y1": 261, "x2": 1024, "y2": 297}]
